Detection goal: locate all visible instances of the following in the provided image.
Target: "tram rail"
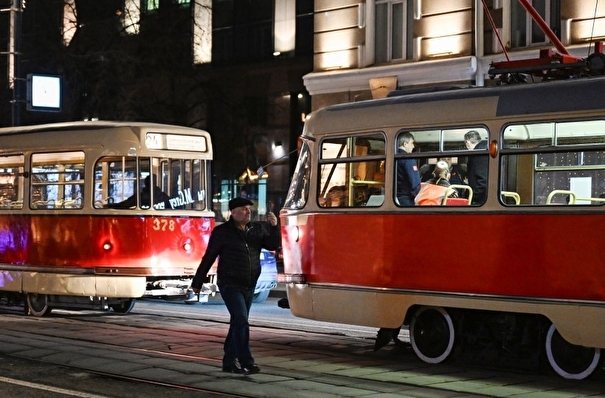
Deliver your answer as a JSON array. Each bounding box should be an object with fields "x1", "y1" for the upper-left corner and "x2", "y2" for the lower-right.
[{"x1": 1, "y1": 301, "x2": 605, "y2": 397}]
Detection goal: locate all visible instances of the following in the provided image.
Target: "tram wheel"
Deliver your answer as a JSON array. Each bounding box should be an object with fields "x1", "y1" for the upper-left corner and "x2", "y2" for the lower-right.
[
  {"x1": 545, "y1": 323, "x2": 601, "y2": 380},
  {"x1": 410, "y1": 306, "x2": 455, "y2": 364},
  {"x1": 26, "y1": 293, "x2": 52, "y2": 317},
  {"x1": 109, "y1": 299, "x2": 135, "y2": 314}
]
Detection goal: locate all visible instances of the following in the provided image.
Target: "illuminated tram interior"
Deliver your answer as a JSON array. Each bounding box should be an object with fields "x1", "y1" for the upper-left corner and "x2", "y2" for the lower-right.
[{"x1": 317, "y1": 120, "x2": 605, "y2": 208}]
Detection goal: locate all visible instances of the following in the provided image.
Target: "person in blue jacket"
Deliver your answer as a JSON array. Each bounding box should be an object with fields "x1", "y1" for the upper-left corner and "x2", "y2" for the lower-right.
[
  {"x1": 191, "y1": 197, "x2": 280, "y2": 375},
  {"x1": 396, "y1": 132, "x2": 421, "y2": 206}
]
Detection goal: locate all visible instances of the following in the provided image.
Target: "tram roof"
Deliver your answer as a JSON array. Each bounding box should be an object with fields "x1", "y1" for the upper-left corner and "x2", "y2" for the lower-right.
[
  {"x1": 317, "y1": 76, "x2": 605, "y2": 119},
  {"x1": 0, "y1": 121, "x2": 210, "y2": 136}
]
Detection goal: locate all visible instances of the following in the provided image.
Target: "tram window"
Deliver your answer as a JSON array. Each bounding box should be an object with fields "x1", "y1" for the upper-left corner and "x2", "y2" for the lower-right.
[
  {"x1": 0, "y1": 154, "x2": 24, "y2": 210},
  {"x1": 94, "y1": 157, "x2": 138, "y2": 208},
  {"x1": 395, "y1": 127, "x2": 488, "y2": 206},
  {"x1": 31, "y1": 152, "x2": 84, "y2": 210},
  {"x1": 502, "y1": 120, "x2": 605, "y2": 149},
  {"x1": 319, "y1": 160, "x2": 385, "y2": 207},
  {"x1": 500, "y1": 120, "x2": 605, "y2": 206},
  {"x1": 501, "y1": 151, "x2": 605, "y2": 205},
  {"x1": 321, "y1": 133, "x2": 385, "y2": 159},
  {"x1": 404, "y1": 128, "x2": 486, "y2": 152},
  {"x1": 161, "y1": 158, "x2": 208, "y2": 210},
  {"x1": 284, "y1": 141, "x2": 310, "y2": 210},
  {"x1": 443, "y1": 129, "x2": 473, "y2": 151},
  {"x1": 318, "y1": 134, "x2": 386, "y2": 208},
  {"x1": 94, "y1": 157, "x2": 209, "y2": 211}
]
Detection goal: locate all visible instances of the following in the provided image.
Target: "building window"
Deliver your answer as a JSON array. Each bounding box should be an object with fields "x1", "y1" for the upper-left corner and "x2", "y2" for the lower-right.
[
  {"x1": 146, "y1": 0, "x2": 159, "y2": 11},
  {"x1": 510, "y1": 0, "x2": 560, "y2": 48},
  {"x1": 146, "y1": 0, "x2": 190, "y2": 11},
  {"x1": 375, "y1": 0, "x2": 413, "y2": 63},
  {"x1": 274, "y1": 0, "x2": 296, "y2": 54}
]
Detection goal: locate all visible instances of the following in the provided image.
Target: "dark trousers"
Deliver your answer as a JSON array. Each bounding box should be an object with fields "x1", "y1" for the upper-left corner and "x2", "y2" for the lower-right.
[
  {"x1": 397, "y1": 195, "x2": 415, "y2": 206},
  {"x1": 220, "y1": 285, "x2": 254, "y2": 367}
]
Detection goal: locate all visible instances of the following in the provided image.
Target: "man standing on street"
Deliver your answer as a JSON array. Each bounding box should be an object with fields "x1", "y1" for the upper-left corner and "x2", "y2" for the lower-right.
[{"x1": 191, "y1": 197, "x2": 280, "y2": 375}]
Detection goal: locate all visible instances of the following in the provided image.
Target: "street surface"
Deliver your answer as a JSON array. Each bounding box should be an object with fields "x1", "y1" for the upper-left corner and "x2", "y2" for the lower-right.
[{"x1": 0, "y1": 296, "x2": 604, "y2": 397}]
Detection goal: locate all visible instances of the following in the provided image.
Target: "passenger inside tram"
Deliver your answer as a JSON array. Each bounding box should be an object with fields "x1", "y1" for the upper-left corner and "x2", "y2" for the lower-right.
[
  {"x1": 395, "y1": 132, "x2": 421, "y2": 206},
  {"x1": 415, "y1": 161, "x2": 459, "y2": 205},
  {"x1": 324, "y1": 185, "x2": 347, "y2": 207},
  {"x1": 109, "y1": 175, "x2": 171, "y2": 209},
  {"x1": 464, "y1": 130, "x2": 488, "y2": 205}
]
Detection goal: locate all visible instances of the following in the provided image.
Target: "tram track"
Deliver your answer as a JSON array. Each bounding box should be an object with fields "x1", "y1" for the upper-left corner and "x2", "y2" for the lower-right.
[
  {"x1": 0, "y1": 334, "x2": 495, "y2": 398},
  {"x1": 0, "y1": 312, "x2": 268, "y2": 397},
  {"x1": 2, "y1": 304, "x2": 605, "y2": 397}
]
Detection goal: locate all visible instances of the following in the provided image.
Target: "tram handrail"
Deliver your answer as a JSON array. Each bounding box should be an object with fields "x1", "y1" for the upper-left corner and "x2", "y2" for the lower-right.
[
  {"x1": 443, "y1": 184, "x2": 473, "y2": 205},
  {"x1": 547, "y1": 189, "x2": 605, "y2": 204},
  {"x1": 501, "y1": 191, "x2": 521, "y2": 205}
]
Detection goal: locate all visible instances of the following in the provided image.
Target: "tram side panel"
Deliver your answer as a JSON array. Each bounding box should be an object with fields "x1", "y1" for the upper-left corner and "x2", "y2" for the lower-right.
[
  {"x1": 284, "y1": 211, "x2": 605, "y2": 345},
  {"x1": 0, "y1": 213, "x2": 213, "y2": 299}
]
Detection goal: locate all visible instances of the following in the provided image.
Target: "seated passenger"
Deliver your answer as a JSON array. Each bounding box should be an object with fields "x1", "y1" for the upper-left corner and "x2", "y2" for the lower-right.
[
  {"x1": 414, "y1": 161, "x2": 458, "y2": 206},
  {"x1": 324, "y1": 185, "x2": 347, "y2": 207}
]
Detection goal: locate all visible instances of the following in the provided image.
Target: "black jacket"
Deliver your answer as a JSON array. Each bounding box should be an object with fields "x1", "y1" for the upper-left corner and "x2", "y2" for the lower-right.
[
  {"x1": 467, "y1": 140, "x2": 488, "y2": 204},
  {"x1": 191, "y1": 217, "x2": 281, "y2": 291}
]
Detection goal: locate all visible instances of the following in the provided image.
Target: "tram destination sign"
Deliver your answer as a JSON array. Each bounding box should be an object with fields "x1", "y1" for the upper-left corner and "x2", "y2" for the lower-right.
[{"x1": 146, "y1": 133, "x2": 207, "y2": 152}]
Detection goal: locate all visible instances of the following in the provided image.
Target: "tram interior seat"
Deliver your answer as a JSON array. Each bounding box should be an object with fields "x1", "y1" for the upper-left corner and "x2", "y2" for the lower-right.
[
  {"x1": 33, "y1": 199, "x2": 54, "y2": 209},
  {"x1": 442, "y1": 197, "x2": 469, "y2": 206},
  {"x1": 443, "y1": 185, "x2": 473, "y2": 206},
  {"x1": 366, "y1": 195, "x2": 384, "y2": 206},
  {"x1": 0, "y1": 197, "x2": 12, "y2": 208}
]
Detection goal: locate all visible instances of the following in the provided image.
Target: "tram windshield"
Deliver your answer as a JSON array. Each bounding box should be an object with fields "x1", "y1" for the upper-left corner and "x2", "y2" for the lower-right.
[
  {"x1": 94, "y1": 156, "x2": 208, "y2": 210},
  {"x1": 284, "y1": 141, "x2": 311, "y2": 210}
]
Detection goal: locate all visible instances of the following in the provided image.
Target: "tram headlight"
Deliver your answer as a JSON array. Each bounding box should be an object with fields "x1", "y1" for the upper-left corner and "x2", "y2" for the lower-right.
[
  {"x1": 294, "y1": 226, "x2": 301, "y2": 242},
  {"x1": 183, "y1": 241, "x2": 192, "y2": 252},
  {"x1": 103, "y1": 242, "x2": 112, "y2": 251}
]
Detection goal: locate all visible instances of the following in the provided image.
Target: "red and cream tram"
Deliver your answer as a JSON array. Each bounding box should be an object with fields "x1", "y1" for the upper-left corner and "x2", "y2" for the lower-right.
[
  {"x1": 0, "y1": 121, "x2": 214, "y2": 316},
  {"x1": 280, "y1": 77, "x2": 605, "y2": 379}
]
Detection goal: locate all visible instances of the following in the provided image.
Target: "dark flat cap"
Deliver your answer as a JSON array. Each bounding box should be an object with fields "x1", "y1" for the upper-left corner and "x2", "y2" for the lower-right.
[{"x1": 229, "y1": 197, "x2": 254, "y2": 210}]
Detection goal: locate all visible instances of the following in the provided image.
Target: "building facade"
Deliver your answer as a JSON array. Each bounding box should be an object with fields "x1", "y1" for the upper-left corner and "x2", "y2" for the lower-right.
[
  {"x1": 0, "y1": 0, "x2": 314, "y2": 219},
  {"x1": 304, "y1": 1, "x2": 605, "y2": 110}
]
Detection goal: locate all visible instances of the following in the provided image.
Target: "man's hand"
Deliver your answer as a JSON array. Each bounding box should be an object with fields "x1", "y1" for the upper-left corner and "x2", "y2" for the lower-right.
[
  {"x1": 191, "y1": 275, "x2": 211, "y2": 294},
  {"x1": 266, "y1": 212, "x2": 278, "y2": 226}
]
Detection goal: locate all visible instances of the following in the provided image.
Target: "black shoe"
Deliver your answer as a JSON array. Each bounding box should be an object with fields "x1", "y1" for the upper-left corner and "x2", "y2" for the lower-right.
[
  {"x1": 241, "y1": 364, "x2": 261, "y2": 375},
  {"x1": 222, "y1": 363, "x2": 243, "y2": 373},
  {"x1": 374, "y1": 328, "x2": 393, "y2": 351}
]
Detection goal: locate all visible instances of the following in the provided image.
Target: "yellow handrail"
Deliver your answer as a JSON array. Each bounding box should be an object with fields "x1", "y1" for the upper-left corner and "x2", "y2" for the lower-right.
[
  {"x1": 443, "y1": 184, "x2": 473, "y2": 205},
  {"x1": 501, "y1": 191, "x2": 520, "y2": 205}
]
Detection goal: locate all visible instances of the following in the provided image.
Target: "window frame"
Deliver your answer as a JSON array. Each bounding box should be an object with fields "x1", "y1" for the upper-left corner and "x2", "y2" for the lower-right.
[
  {"x1": 499, "y1": 119, "x2": 605, "y2": 206},
  {"x1": 508, "y1": 0, "x2": 559, "y2": 49},
  {"x1": 318, "y1": 132, "x2": 386, "y2": 208},
  {"x1": 375, "y1": 0, "x2": 414, "y2": 63}
]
